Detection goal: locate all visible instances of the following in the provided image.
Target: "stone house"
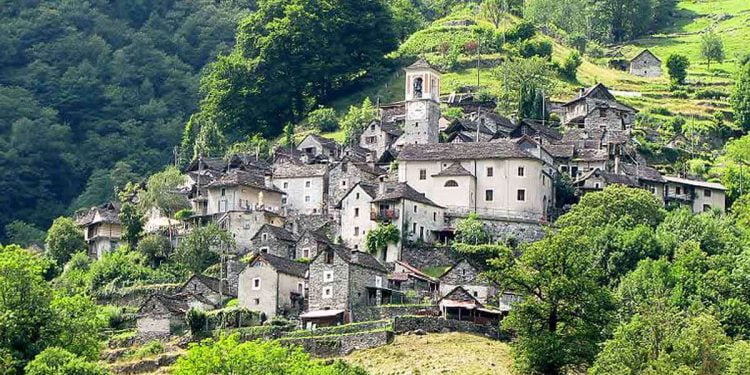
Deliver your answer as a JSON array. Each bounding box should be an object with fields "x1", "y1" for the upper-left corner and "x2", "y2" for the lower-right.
[
  {"x1": 327, "y1": 158, "x2": 386, "y2": 210},
  {"x1": 443, "y1": 118, "x2": 496, "y2": 143},
  {"x1": 389, "y1": 261, "x2": 438, "y2": 300},
  {"x1": 75, "y1": 202, "x2": 122, "y2": 259},
  {"x1": 438, "y1": 259, "x2": 498, "y2": 304},
  {"x1": 295, "y1": 228, "x2": 334, "y2": 260},
  {"x1": 204, "y1": 169, "x2": 285, "y2": 215},
  {"x1": 179, "y1": 274, "x2": 236, "y2": 306},
  {"x1": 273, "y1": 160, "x2": 329, "y2": 215},
  {"x1": 370, "y1": 182, "x2": 448, "y2": 262},
  {"x1": 508, "y1": 119, "x2": 563, "y2": 144},
  {"x1": 397, "y1": 141, "x2": 555, "y2": 224},
  {"x1": 303, "y1": 244, "x2": 388, "y2": 327},
  {"x1": 238, "y1": 252, "x2": 307, "y2": 319},
  {"x1": 629, "y1": 49, "x2": 662, "y2": 78},
  {"x1": 359, "y1": 120, "x2": 403, "y2": 159},
  {"x1": 562, "y1": 83, "x2": 636, "y2": 130},
  {"x1": 336, "y1": 182, "x2": 379, "y2": 252},
  {"x1": 664, "y1": 176, "x2": 727, "y2": 213},
  {"x1": 438, "y1": 286, "x2": 502, "y2": 325},
  {"x1": 136, "y1": 293, "x2": 215, "y2": 338},
  {"x1": 216, "y1": 210, "x2": 286, "y2": 256},
  {"x1": 249, "y1": 224, "x2": 297, "y2": 258},
  {"x1": 297, "y1": 134, "x2": 341, "y2": 160}
]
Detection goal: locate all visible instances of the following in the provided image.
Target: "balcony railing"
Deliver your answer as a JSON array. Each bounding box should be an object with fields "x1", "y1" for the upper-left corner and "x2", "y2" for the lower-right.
[{"x1": 370, "y1": 209, "x2": 399, "y2": 221}]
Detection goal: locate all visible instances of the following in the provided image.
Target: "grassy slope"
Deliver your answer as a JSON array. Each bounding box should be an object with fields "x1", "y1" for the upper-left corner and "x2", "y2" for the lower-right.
[{"x1": 344, "y1": 332, "x2": 513, "y2": 375}]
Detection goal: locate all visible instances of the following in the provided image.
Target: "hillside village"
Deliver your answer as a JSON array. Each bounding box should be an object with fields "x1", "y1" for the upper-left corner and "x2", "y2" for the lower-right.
[{"x1": 74, "y1": 59, "x2": 728, "y2": 344}]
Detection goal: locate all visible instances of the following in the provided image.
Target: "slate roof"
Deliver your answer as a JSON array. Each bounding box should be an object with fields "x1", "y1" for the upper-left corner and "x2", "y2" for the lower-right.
[
  {"x1": 299, "y1": 134, "x2": 340, "y2": 149},
  {"x1": 445, "y1": 118, "x2": 495, "y2": 135},
  {"x1": 477, "y1": 110, "x2": 515, "y2": 130},
  {"x1": 273, "y1": 161, "x2": 328, "y2": 179},
  {"x1": 620, "y1": 163, "x2": 665, "y2": 183},
  {"x1": 397, "y1": 141, "x2": 536, "y2": 162},
  {"x1": 438, "y1": 259, "x2": 484, "y2": 280},
  {"x1": 544, "y1": 143, "x2": 576, "y2": 159},
  {"x1": 139, "y1": 294, "x2": 188, "y2": 315},
  {"x1": 381, "y1": 122, "x2": 404, "y2": 136},
  {"x1": 250, "y1": 252, "x2": 308, "y2": 278},
  {"x1": 372, "y1": 182, "x2": 443, "y2": 207},
  {"x1": 574, "y1": 148, "x2": 609, "y2": 162},
  {"x1": 515, "y1": 119, "x2": 563, "y2": 140},
  {"x1": 183, "y1": 274, "x2": 237, "y2": 298},
  {"x1": 406, "y1": 58, "x2": 440, "y2": 72},
  {"x1": 206, "y1": 169, "x2": 283, "y2": 194},
  {"x1": 631, "y1": 49, "x2": 661, "y2": 63},
  {"x1": 336, "y1": 182, "x2": 379, "y2": 208},
  {"x1": 446, "y1": 132, "x2": 476, "y2": 143},
  {"x1": 432, "y1": 162, "x2": 474, "y2": 177},
  {"x1": 350, "y1": 161, "x2": 387, "y2": 176},
  {"x1": 75, "y1": 202, "x2": 121, "y2": 226},
  {"x1": 563, "y1": 83, "x2": 616, "y2": 106},
  {"x1": 395, "y1": 261, "x2": 437, "y2": 282},
  {"x1": 328, "y1": 244, "x2": 388, "y2": 273},
  {"x1": 252, "y1": 224, "x2": 297, "y2": 242},
  {"x1": 663, "y1": 176, "x2": 727, "y2": 191},
  {"x1": 601, "y1": 171, "x2": 639, "y2": 187},
  {"x1": 186, "y1": 157, "x2": 227, "y2": 173}
]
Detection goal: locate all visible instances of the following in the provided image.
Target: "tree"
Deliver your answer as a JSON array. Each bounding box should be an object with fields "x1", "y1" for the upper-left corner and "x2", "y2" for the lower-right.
[
  {"x1": 45, "y1": 217, "x2": 86, "y2": 266},
  {"x1": 0, "y1": 245, "x2": 55, "y2": 371},
  {"x1": 138, "y1": 167, "x2": 188, "y2": 246},
  {"x1": 43, "y1": 295, "x2": 106, "y2": 360},
  {"x1": 493, "y1": 57, "x2": 557, "y2": 117},
  {"x1": 388, "y1": 0, "x2": 426, "y2": 41},
  {"x1": 174, "y1": 223, "x2": 232, "y2": 274},
  {"x1": 560, "y1": 51, "x2": 582, "y2": 80},
  {"x1": 118, "y1": 201, "x2": 144, "y2": 250},
  {"x1": 341, "y1": 98, "x2": 379, "y2": 145},
  {"x1": 137, "y1": 234, "x2": 173, "y2": 267},
  {"x1": 701, "y1": 30, "x2": 725, "y2": 71},
  {"x1": 556, "y1": 185, "x2": 666, "y2": 229},
  {"x1": 172, "y1": 334, "x2": 365, "y2": 375},
  {"x1": 24, "y1": 347, "x2": 108, "y2": 375},
  {"x1": 731, "y1": 61, "x2": 750, "y2": 132},
  {"x1": 364, "y1": 223, "x2": 400, "y2": 256},
  {"x1": 307, "y1": 107, "x2": 339, "y2": 132},
  {"x1": 486, "y1": 227, "x2": 615, "y2": 374},
  {"x1": 4, "y1": 221, "x2": 46, "y2": 249},
  {"x1": 454, "y1": 213, "x2": 490, "y2": 245},
  {"x1": 481, "y1": 0, "x2": 506, "y2": 29},
  {"x1": 666, "y1": 54, "x2": 690, "y2": 84}
]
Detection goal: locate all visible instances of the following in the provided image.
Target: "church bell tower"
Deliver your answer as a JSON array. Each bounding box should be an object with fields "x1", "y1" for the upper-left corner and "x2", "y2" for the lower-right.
[{"x1": 401, "y1": 59, "x2": 441, "y2": 145}]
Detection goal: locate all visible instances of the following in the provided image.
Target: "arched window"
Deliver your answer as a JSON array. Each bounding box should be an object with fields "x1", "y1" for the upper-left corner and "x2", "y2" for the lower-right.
[
  {"x1": 413, "y1": 77, "x2": 423, "y2": 98},
  {"x1": 444, "y1": 180, "x2": 459, "y2": 187}
]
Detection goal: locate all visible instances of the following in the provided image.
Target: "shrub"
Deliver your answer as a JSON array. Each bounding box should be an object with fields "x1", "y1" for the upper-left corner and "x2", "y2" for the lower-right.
[
  {"x1": 519, "y1": 39, "x2": 552, "y2": 59},
  {"x1": 186, "y1": 308, "x2": 208, "y2": 336},
  {"x1": 648, "y1": 107, "x2": 672, "y2": 116},
  {"x1": 693, "y1": 89, "x2": 726, "y2": 100},
  {"x1": 560, "y1": 51, "x2": 583, "y2": 80},
  {"x1": 126, "y1": 340, "x2": 165, "y2": 360},
  {"x1": 306, "y1": 107, "x2": 339, "y2": 132},
  {"x1": 666, "y1": 54, "x2": 690, "y2": 84},
  {"x1": 25, "y1": 348, "x2": 107, "y2": 375},
  {"x1": 567, "y1": 33, "x2": 587, "y2": 53},
  {"x1": 506, "y1": 21, "x2": 535, "y2": 43},
  {"x1": 671, "y1": 90, "x2": 689, "y2": 99}
]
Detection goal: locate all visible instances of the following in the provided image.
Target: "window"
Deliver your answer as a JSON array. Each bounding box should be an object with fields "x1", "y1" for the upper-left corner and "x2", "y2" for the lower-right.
[
  {"x1": 370, "y1": 124, "x2": 375, "y2": 131},
  {"x1": 324, "y1": 271, "x2": 334, "y2": 282},
  {"x1": 305, "y1": 181, "x2": 311, "y2": 188},
  {"x1": 599, "y1": 109, "x2": 606, "y2": 117},
  {"x1": 419, "y1": 169, "x2": 427, "y2": 180},
  {"x1": 356, "y1": 192, "x2": 360, "y2": 200},
  {"x1": 261, "y1": 233, "x2": 268, "y2": 241},
  {"x1": 366, "y1": 136, "x2": 376, "y2": 144},
  {"x1": 517, "y1": 189, "x2": 526, "y2": 201},
  {"x1": 354, "y1": 227, "x2": 360, "y2": 236},
  {"x1": 283, "y1": 182, "x2": 288, "y2": 189},
  {"x1": 485, "y1": 189, "x2": 494, "y2": 201},
  {"x1": 413, "y1": 205, "x2": 417, "y2": 213},
  {"x1": 303, "y1": 249, "x2": 310, "y2": 258},
  {"x1": 704, "y1": 189, "x2": 712, "y2": 197},
  {"x1": 433, "y1": 212, "x2": 437, "y2": 221},
  {"x1": 419, "y1": 226, "x2": 424, "y2": 240},
  {"x1": 342, "y1": 180, "x2": 346, "y2": 186},
  {"x1": 412, "y1": 223, "x2": 417, "y2": 233},
  {"x1": 297, "y1": 282, "x2": 304, "y2": 294},
  {"x1": 375, "y1": 276, "x2": 383, "y2": 288},
  {"x1": 473, "y1": 291, "x2": 478, "y2": 297},
  {"x1": 243, "y1": 220, "x2": 251, "y2": 229},
  {"x1": 260, "y1": 247, "x2": 269, "y2": 253},
  {"x1": 252, "y1": 278, "x2": 261, "y2": 290},
  {"x1": 325, "y1": 251, "x2": 334, "y2": 264},
  {"x1": 305, "y1": 196, "x2": 310, "y2": 203},
  {"x1": 281, "y1": 197, "x2": 287, "y2": 205},
  {"x1": 517, "y1": 166, "x2": 525, "y2": 177},
  {"x1": 354, "y1": 208, "x2": 359, "y2": 217},
  {"x1": 444, "y1": 180, "x2": 458, "y2": 187},
  {"x1": 323, "y1": 287, "x2": 332, "y2": 298},
  {"x1": 703, "y1": 204, "x2": 712, "y2": 212},
  {"x1": 676, "y1": 187, "x2": 682, "y2": 195},
  {"x1": 487, "y1": 167, "x2": 494, "y2": 177},
  {"x1": 221, "y1": 188, "x2": 226, "y2": 196},
  {"x1": 253, "y1": 298, "x2": 260, "y2": 305}
]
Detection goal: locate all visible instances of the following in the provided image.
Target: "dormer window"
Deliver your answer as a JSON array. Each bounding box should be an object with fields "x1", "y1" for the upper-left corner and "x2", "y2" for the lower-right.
[{"x1": 325, "y1": 251, "x2": 334, "y2": 264}]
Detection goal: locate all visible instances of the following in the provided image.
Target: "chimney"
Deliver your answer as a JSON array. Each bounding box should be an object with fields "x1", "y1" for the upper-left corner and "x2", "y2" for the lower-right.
[
  {"x1": 578, "y1": 87, "x2": 586, "y2": 98},
  {"x1": 378, "y1": 180, "x2": 386, "y2": 196},
  {"x1": 264, "y1": 173, "x2": 273, "y2": 189},
  {"x1": 350, "y1": 249, "x2": 358, "y2": 263},
  {"x1": 366, "y1": 151, "x2": 376, "y2": 168}
]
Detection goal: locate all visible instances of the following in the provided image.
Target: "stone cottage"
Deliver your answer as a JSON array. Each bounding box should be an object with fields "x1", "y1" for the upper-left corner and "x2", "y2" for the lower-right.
[
  {"x1": 297, "y1": 134, "x2": 341, "y2": 160},
  {"x1": 249, "y1": 224, "x2": 297, "y2": 258},
  {"x1": 438, "y1": 286, "x2": 502, "y2": 325},
  {"x1": 75, "y1": 202, "x2": 123, "y2": 259},
  {"x1": 136, "y1": 293, "x2": 215, "y2": 338},
  {"x1": 629, "y1": 49, "x2": 662, "y2": 78},
  {"x1": 273, "y1": 160, "x2": 329, "y2": 215},
  {"x1": 179, "y1": 274, "x2": 236, "y2": 306},
  {"x1": 359, "y1": 120, "x2": 403, "y2": 159},
  {"x1": 327, "y1": 157, "x2": 387, "y2": 209},
  {"x1": 562, "y1": 83, "x2": 636, "y2": 130},
  {"x1": 438, "y1": 259, "x2": 498, "y2": 304},
  {"x1": 294, "y1": 228, "x2": 334, "y2": 260},
  {"x1": 238, "y1": 252, "x2": 308, "y2": 319},
  {"x1": 389, "y1": 261, "x2": 439, "y2": 300},
  {"x1": 336, "y1": 182, "x2": 379, "y2": 252},
  {"x1": 302, "y1": 244, "x2": 388, "y2": 327}
]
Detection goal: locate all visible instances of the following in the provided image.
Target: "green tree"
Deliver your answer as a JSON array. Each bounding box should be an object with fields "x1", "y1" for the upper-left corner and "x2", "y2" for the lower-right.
[
  {"x1": 25, "y1": 347, "x2": 108, "y2": 375},
  {"x1": 172, "y1": 334, "x2": 365, "y2": 375},
  {"x1": 701, "y1": 30, "x2": 725, "y2": 71},
  {"x1": 731, "y1": 61, "x2": 750, "y2": 132},
  {"x1": 118, "y1": 202, "x2": 144, "y2": 250},
  {"x1": 137, "y1": 234, "x2": 173, "y2": 267},
  {"x1": 45, "y1": 217, "x2": 86, "y2": 266},
  {"x1": 481, "y1": 0, "x2": 506, "y2": 29},
  {"x1": 174, "y1": 224, "x2": 232, "y2": 274},
  {"x1": 138, "y1": 167, "x2": 188, "y2": 246},
  {"x1": 726, "y1": 340, "x2": 750, "y2": 375},
  {"x1": 4, "y1": 221, "x2": 46, "y2": 249},
  {"x1": 388, "y1": 0, "x2": 426, "y2": 41},
  {"x1": 486, "y1": 227, "x2": 615, "y2": 374},
  {"x1": 43, "y1": 295, "x2": 106, "y2": 360},
  {"x1": 560, "y1": 51, "x2": 582, "y2": 80},
  {"x1": 454, "y1": 213, "x2": 490, "y2": 245},
  {"x1": 307, "y1": 107, "x2": 339, "y2": 132},
  {"x1": 556, "y1": 185, "x2": 666, "y2": 229},
  {"x1": 364, "y1": 223, "x2": 400, "y2": 255},
  {"x1": 666, "y1": 54, "x2": 690, "y2": 84},
  {"x1": 493, "y1": 57, "x2": 557, "y2": 117},
  {"x1": 341, "y1": 98, "x2": 379, "y2": 145}
]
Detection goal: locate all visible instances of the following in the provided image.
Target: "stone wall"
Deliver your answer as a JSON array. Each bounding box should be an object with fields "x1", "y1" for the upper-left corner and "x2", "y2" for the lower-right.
[
  {"x1": 479, "y1": 218, "x2": 546, "y2": 244},
  {"x1": 356, "y1": 305, "x2": 440, "y2": 321},
  {"x1": 393, "y1": 316, "x2": 508, "y2": 340},
  {"x1": 308, "y1": 249, "x2": 351, "y2": 312},
  {"x1": 97, "y1": 284, "x2": 182, "y2": 307},
  {"x1": 280, "y1": 330, "x2": 394, "y2": 357}
]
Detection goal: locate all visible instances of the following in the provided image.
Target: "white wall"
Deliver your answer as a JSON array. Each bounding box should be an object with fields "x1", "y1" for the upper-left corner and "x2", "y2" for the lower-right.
[
  {"x1": 276, "y1": 176, "x2": 326, "y2": 214},
  {"x1": 340, "y1": 185, "x2": 377, "y2": 251}
]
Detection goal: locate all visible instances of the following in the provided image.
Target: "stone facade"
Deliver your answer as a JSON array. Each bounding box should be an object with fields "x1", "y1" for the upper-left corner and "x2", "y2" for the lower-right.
[
  {"x1": 238, "y1": 259, "x2": 306, "y2": 319},
  {"x1": 249, "y1": 225, "x2": 296, "y2": 258},
  {"x1": 400, "y1": 245, "x2": 457, "y2": 270},
  {"x1": 359, "y1": 121, "x2": 401, "y2": 158},
  {"x1": 180, "y1": 275, "x2": 234, "y2": 306},
  {"x1": 338, "y1": 183, "x2": 378, "y2": 252},
  {"x1": 438, "y1": 260, "x2": 498, "y2": 304},
  {"x1": 275, "y1": 174, "x2": 328, "y2": 215},
  {"x1": 629, "y1": 50, "x2": 662, "y2": 78},
  {"x1": 393, "y1": 316, "x2": 506, "y2": 340},
  {"x1": 218, "y1": 211, "x2": 285, "y2": 256},
  {"x1": 297, "y1": 134, "x2": 340, "y2": 160},
  {"x1": 294, "y1": 230, "x2": 331, "y2": 260},
  {"x1": 327, "y1": 160, "x2": 383, "y2": 210},
  {"x1": 280, "y1": 330, "x2": 394, "y2": 357}
]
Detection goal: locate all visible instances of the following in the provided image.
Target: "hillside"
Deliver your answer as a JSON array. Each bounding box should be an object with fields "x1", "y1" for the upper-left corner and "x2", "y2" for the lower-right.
[{"x1": 344, "y1": 332, "x2": 513, "y2": 375}]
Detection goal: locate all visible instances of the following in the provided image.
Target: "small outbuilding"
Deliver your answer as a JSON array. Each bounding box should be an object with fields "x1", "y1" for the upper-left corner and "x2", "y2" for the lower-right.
[{"x1": 629, "y1": 49, "x2": 662, "y2": 78}]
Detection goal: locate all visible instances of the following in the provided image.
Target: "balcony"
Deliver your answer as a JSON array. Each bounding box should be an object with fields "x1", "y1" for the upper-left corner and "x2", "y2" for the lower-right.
[{"x1": 371, "y1": 209, "x2": 399, "y2": 221}]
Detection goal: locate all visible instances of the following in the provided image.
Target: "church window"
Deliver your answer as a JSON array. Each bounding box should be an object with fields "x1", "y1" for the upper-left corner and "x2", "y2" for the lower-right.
[
  {"x1": 444, "y1": 180, "x2": 459, "y2": 187},
  {"x1": 414, "y1": 77, "x2": 423, "y2": 98}
]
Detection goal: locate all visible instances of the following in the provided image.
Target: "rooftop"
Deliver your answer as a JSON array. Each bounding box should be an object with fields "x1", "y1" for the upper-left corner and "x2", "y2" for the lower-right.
[
  {"x1": 664, "y1": 176, "x2": 727, "y2": 191},
  {"x1": 250, "y1": 252, "x2": 308, "y2": 278},
  {"x1": 397, "y1": 141, "x2": 537, "y2": 162},
  {"x1": 372, "y1": 182, "x2": 443, "y2": 207}
]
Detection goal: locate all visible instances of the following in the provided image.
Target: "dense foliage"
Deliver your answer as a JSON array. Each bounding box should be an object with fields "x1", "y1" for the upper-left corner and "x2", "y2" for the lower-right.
[{"x1": 0, "y1": 0, "x2": 257, "y2": 242}]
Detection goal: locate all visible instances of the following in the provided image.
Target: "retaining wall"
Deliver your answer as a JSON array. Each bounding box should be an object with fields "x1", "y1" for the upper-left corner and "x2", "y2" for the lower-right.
[
  {"x1": 393, "y1": 316, "x2": 508, "y2": 340},
  {"x1": 279, "y1": 330, "x2": 394, "y2": 357}
]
